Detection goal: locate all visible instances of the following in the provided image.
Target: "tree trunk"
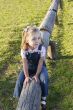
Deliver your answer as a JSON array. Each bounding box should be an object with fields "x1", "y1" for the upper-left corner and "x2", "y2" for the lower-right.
[{"x1": 16, "y1": 79, "x2": 41, "y2": 110}]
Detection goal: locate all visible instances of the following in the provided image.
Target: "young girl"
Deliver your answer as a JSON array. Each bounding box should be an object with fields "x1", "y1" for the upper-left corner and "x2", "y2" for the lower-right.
[{"x1": 13, "y1": 26, "x2": 49, "y2": 110}]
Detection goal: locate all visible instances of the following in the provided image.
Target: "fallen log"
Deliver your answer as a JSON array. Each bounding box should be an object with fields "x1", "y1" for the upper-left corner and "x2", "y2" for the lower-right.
[
  {"x1": 16, "y1": 79, "x2": 41, "y2": 110},
  {"x1": 39, "y1": 0, "x2": 60, "y2": 60}
]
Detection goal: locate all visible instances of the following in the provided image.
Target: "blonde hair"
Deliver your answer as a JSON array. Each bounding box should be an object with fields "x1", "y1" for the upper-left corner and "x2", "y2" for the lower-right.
[{"x1": 21, "y1": 25, "x2": 42, "y2": 50}]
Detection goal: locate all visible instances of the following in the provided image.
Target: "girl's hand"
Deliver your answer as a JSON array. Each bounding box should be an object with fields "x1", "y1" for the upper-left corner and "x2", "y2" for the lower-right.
[
  {"x1": 33, "y1": 75, "x2": 39, "y2": 82},
  {"x1": 24, "y1": 77, "x2": 30, "y2": 86}
]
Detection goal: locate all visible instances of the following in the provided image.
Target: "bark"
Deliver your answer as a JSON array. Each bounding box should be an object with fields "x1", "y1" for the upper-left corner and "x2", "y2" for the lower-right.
[
  {"x1": 16, "y1": 79, "x2": 41, "y2": 110},
  {"x1": 47, "y1": 40, "x2": 57, "y2": 60}
]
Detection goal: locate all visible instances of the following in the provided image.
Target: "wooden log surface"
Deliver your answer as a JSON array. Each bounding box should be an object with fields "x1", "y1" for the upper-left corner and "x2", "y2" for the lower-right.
[
  {"x1": 16, "y1": 79, "x2": 41, "y2": 110},
  {"x1": 47, "y1": 40, "x2": 57, "y2": 60}
]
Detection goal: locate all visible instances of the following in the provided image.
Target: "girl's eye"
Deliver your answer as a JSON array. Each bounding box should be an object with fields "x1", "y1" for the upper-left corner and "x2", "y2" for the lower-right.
[
  {"x1": 38, "y1": 37, "x2": 41, "y2": 40},
  {"x1": 32, "y1": 37, "x2": 41, "y2": 41},
  {"x1": 32, "y1": 38, "x2": 36, "y2": 41}
]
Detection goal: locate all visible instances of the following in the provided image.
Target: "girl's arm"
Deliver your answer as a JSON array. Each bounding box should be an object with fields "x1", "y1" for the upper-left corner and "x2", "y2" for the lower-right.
[
  {"x1": 22, "y1": 58, "x2": 29, "y2": 78},
  {"x1": 36, "y1": 57, "x2": 44, "y2": 77}
]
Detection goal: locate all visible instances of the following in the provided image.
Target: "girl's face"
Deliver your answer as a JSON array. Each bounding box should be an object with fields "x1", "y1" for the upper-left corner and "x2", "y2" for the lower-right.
[{"x1": 27, "y1": 32, "x2": 41, "y2": 49}]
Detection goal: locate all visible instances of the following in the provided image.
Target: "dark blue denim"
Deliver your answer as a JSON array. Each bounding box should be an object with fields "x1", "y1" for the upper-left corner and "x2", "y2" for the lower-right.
[{"x1": 13, "y1": 66, "x2": 49, "y2": 98}]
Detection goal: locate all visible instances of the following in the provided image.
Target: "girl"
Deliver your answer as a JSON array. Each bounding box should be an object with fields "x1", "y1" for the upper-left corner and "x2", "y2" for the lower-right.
[{"x1": 13, "y1": 26, "x2": 49, "y2": 110}]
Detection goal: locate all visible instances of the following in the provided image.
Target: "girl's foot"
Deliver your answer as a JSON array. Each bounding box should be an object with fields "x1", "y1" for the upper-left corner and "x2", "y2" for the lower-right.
[
  {"x1": 41, "y1": 97, "x2": 47, "y2": 110},
  {"x1": 41, "y1": 104, "x2": 46, "y2": 110}
]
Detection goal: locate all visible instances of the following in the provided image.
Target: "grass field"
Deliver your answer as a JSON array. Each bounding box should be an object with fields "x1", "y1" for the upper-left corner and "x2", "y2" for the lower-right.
[{"x1": 0, "y1": 0, "x2": 73, "y2": 110}]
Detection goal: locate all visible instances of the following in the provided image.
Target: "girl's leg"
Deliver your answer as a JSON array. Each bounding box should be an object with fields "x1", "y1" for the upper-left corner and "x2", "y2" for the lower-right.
[
  {"x1": 39, "y1": 66, "x2": 49, "y2": 107},
  {"x1": 13, "y1": 70, "x2": 25, "y2": 98}
]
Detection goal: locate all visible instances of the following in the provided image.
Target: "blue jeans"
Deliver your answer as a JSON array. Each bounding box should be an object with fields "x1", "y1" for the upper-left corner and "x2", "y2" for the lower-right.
[{"x1": 13, "y1": 66, "x2": 49, "y2": 98}]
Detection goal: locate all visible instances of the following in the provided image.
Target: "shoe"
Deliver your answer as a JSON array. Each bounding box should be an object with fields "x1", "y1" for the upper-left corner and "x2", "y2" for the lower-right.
[{"x1": 41, "y1": 104, "x2": 46, "y2": 110}]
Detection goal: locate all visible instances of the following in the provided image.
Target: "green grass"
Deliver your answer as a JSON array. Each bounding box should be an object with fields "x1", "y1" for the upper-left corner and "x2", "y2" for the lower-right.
[{"x1": 0, "y1": 0, "x2": 73, "y2": 110}]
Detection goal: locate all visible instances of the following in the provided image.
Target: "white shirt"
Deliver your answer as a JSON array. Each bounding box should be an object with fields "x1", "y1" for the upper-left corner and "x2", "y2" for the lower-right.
[{"x1": 21, "y1": 45, "x2": 46, "y2": 60}]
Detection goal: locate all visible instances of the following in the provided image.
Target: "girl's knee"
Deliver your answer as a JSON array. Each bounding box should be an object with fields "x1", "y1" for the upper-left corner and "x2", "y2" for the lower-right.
[
  {"x1": 16, "y1": 70, "x2": 25, "y2": 86},
  {"x1": 40, "y1": 74, "x2": 45, "y2": 83},
  {"x1": 39, "y1": 73, "x2": 49, "y2": 84},
  {"x1": 18, "y1": 70, "x2": 24, "y2": 81}
]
